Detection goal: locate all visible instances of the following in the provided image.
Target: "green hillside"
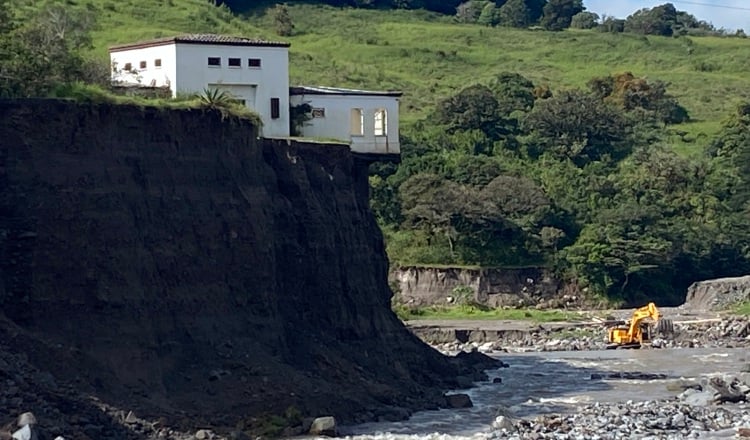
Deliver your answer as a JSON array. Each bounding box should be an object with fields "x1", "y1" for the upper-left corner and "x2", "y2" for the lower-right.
[{"x1": 78, "y1": 2, "x2": 750, "y2": 155}]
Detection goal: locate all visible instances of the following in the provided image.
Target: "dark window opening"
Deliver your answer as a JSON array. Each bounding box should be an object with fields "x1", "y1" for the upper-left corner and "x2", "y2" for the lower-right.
[
  {"x1": 208, "y1": 57, "x2": 221, "y2": 67},
  {"x1": 228, "y1": 57, "x2": 241, "y2": 67},
  {"x1": 139, "y1": 60, "x2": 147, "y2": 69},
  {"x1": 248, "y1": 58, "x2": 261, "y2": 68},
  {"x1": 271, "y1": 98, "x2": 280, "y2": 119},
  {"x1": 124, "y1": 62, "x2": 132, "y2": 71},
  {"x1": 154, "y1": 58, "x2": 162, "y2": 68}
]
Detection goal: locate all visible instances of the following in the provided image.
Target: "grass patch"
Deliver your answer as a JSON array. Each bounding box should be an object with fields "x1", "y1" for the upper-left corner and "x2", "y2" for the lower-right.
[
  {"x1": 394, "y1": 303, "x2": 582, "y2": 322},
  {"x1": 736, "y1": 301, "x2": 750, "y2": 316},
  {"x1": 49, "y1": 82, "x2": 262, "y2": 126}
]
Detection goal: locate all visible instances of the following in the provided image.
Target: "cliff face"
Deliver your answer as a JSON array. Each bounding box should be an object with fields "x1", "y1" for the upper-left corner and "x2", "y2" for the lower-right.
[
  {"x1": 683, "y1": 275, "x2": 750, "y2": 311},
  {"x1": 0, "y1": 100, "x2": 462, "y2": 430}
]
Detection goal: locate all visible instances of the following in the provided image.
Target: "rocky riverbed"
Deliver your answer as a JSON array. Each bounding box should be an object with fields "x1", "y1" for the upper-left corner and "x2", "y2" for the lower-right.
[{"x1": 427, "y1": 316, "x2": 750, "y2": 355}]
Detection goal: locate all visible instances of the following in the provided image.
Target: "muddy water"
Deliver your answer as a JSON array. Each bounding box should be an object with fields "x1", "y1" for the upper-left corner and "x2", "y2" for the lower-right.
[{"x1": 343, "y1": 347, "x2": 748, "y2": 437}]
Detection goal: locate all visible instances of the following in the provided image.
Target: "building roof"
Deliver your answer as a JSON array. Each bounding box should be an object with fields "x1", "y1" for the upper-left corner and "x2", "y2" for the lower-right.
[
  {"x1": 290, "y1": 86, "x2": 403, "y2": 97},
  {"x1": 109, "y1": 34, "x2": 290, "y2": 52}
]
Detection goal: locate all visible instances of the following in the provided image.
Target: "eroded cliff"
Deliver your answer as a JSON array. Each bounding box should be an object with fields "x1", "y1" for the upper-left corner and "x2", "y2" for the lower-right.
[{"x1": 0, "y1": 100, "x2": 473, "y2": 435}]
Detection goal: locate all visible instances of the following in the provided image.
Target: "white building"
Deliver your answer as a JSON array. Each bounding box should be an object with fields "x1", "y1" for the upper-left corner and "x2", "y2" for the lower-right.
[
  {"x1": 290, "y1": 86, "x2": 401, "y2": 159},
  {"x1": 110, "y1": 34, "x2": 290, "y2": 138},
  {"x1": 109, "y1": 34, "x2": 401, "y2": 160}
]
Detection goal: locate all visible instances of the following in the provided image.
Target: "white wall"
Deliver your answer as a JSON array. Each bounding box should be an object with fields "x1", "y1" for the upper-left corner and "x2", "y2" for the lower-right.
[
  {"x1": 174, "y1": 44, "x2": 290, "y2": 138},
  {"x1": 290, "y1": 94, "x2": 400, "y2": 156},
  {"x1": 110, "y1": 45, "x2": 177, "y2": 89},
  {"x1": 110, "y1": 42, "x2": 290, "y2": 138}
]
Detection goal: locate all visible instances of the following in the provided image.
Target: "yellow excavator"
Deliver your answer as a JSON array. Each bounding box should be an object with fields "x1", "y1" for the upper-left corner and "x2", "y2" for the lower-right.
[{"x1": 606, "y1": 302, "x2": 673, "y2": 349}]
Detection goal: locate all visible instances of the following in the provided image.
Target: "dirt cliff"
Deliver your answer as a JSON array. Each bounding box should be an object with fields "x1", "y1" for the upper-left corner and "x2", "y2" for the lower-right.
[{"x1": 0, "y1": 100, "x2": 477, "y2": 436}]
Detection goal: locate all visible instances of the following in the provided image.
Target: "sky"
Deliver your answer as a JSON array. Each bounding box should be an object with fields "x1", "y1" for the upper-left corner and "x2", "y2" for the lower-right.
[{"x1": 583, "y1": 0, "x2": 750, "y2": 32}]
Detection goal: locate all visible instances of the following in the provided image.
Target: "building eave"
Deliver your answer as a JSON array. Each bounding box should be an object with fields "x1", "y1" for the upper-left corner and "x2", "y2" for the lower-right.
[
  {"x1": 109, "y1": 35, "x2": 290, "y2": 53},
  {"x1": 290, "y1": 86, "x2": 403, "y2": 98}
]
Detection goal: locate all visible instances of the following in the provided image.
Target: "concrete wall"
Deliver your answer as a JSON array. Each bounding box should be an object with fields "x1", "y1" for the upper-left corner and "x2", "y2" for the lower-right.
[
  {"x1": 290, "y1": 93, "x2": 400, "y2": 155},
  {"x1": 110, "y1": 44, "x2": 177, "y2": 89},
  {"x1": 111, "y1": 43, "x2": 290, "y2": 138}
]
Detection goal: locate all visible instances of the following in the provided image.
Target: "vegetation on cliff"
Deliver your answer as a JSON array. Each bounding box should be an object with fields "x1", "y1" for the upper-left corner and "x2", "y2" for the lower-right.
[{"x1": 3, "y1": 0, "x2": 750, "y2": 305}]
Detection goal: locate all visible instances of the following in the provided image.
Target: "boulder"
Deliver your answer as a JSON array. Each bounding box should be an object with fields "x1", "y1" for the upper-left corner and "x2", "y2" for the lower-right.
[
  {"x1": 16, "y1": 414, "x2": 36, "y2": 428},
  {"x1": 492, "y1": 415, "x2": 515, "y2": 432},
  {"x1": 683, "y1": 391, "x2": 714, "y2": 406},
  {"x1": 444, "y1": 393, "x2": 473, "y2": 408},
  {"x1": 309, "y1": 417, "x2": 337, "y2": 437}
]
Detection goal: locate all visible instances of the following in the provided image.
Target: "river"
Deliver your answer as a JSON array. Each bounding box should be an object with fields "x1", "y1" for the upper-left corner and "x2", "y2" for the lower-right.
[{"x1": 340, "y1": 347, "x2": 748, "y2": 438}]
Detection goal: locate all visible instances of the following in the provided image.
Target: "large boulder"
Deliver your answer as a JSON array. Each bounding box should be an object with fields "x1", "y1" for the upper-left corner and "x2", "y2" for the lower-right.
[{"x1": 308, "y1": 417, "x2": 337, "y2": 437}]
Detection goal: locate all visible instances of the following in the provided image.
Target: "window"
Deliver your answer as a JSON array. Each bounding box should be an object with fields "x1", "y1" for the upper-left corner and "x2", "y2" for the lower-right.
[
  {"x1": 374, "y1": 109, "x2": 387, "y2": 136},
  {"x1": 228, "y1": 57, "x2": 241, "y2": 68},
  {"x1": 207, "y1": 57, "x2": 221, "y2": 67},
  {"x1": 124, "y1": 62, "x2": 132, "y2": 71},
  {"x1": 350, "y1": 108, "x2": 364, "y2": 136},
  {"x1": 312, "y1": 108, "x2": 325, "y2": 118},
  {"x1": 139, "y1": 61, "x2": 147, "y2": 70},
  {"x1": 270, "y1": 98, "x2": 280, "y2": 119},
  {"x1": 248, "y1": 58, "x2": 261, "y2": 68},
  {"x1": 154, "y1": 59, "x2": 162, "y2": 68}
]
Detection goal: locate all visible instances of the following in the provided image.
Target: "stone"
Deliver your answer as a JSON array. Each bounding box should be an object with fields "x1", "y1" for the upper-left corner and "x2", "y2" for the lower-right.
[
  {"x1": 16, "y1": 414, "x2": 36, "y2": 427},
  {"x1": 493, "y1": 377, "x2": 502, "y2": 383},
  {"x1": 738, "y1": 427, "x2": 750, "y2": 437},
  {"x1": 195, "y1": 429, "x2": 210, "y2": 439},
  {"x1": 11, "y1": 426, "x2": 30, "y2": 440},
  {"x1": 444, "y1": 393, "x2": 473, "y2": 408},
  {"x1": 683, "y1": 391, "x2": 714, "y2": 406},
  {"x1": 124, "y1": 411, "x2": 137, "y2": 424},
  {"x1": 308, "y1": 417, "x2": 337, "y2": 437},
  {"x1": 492, "y1": 415, "x2": 515, "y2": 432}
]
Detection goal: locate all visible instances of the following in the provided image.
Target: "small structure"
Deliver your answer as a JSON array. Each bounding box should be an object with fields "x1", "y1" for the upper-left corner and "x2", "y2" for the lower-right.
[
  {"x1": 109, "y1": 34, "x2": 290, "y2": 138},
  {"x1": 290, "y1": 86, "x2": 401, "y2": 160},
  {"x1": 109, "y1": 34, "x2": 401, "y2": 160}
]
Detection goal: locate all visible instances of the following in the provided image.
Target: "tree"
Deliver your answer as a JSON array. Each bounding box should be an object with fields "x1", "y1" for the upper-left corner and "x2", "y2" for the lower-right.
[
  {"x1": 540, "y1": 0, "x2": 583, "y2": 31},
  {"x1": 1, "y1": 3, "x2": 102, "y2": 98},
  {"x1": 498, "y1": 0, "x2": 530, "y2": 28},
  {"x1": 599, "y1": 15, "x2": 625, "y2": 33},
  {"x1": 272, "y1": 3, "x2": 294, "y2": 36},
  {"x1": 624, "y1": 3, "x2": 678, "y2": 36},
  {"x1": 587, "y1": 72, "x2": 689, "y2": 125},
  {"x1": 523, "y1": 90, "x2": 631, "y2": 165},
  {"x1": 434, "y1": 84, "x2": 508, "y2": 139},
  {"x1": 455, "y1": 1, "x2": 490, "y2": 23},
  {"x1": 477, "y1": 2, "x2": 501, "y2": 27},
  {"x1": 570, "y1": 11, "x2": 598, "y2": 29}
]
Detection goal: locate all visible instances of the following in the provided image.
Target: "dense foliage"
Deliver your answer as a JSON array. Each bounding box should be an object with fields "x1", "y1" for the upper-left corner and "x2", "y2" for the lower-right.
[{"x1": 374, "y1": 71, "x2": 750, "y2": 306}]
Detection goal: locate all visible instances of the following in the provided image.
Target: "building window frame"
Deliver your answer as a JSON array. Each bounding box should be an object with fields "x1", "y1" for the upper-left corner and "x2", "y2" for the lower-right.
[
  {"x1": 374, "y1": 108, "x2": 387, "y2": 136},
  {"x1": 350, "y1": 108, "x2": 364, "y2": 136},
  {"x1": 271, "y1": 97, "x2": 281, "y2": 119},
  {"x1": 248, "y1": 58, "x2": 261, "y2": 68},
  {"x1": 228, "y1": 57, "x2": 241, "y2": 68},
  {"x1": 154, "y1": 58, "x2": 162, "y2": 68},
  {"x1": 139, "y1": 60, "x2": 147, "y2": 70},
  {"x1": 207, "y1": 57, "x2": 221, "y2": 67}
]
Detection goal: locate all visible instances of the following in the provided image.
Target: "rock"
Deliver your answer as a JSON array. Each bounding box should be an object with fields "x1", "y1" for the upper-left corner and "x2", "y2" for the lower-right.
[
  {"x1": 444, "y1": 393, "x2": 473, "y2": 408},
  {"x1": 738, "y1": 427, "x2": 750, "y2": 437},
  {"x1": 492, "y1": 415, "x2": 515, "y2": 432},
  {"x1": 16, "y1": 413, "x2": 36, "y2": 427},
  {"x1": 195, "y1": 429, "x2": 211, "y2": 440},
  {"x1": 308, "y1": 417, "x2": 337, "y2": 437},
  {"x1": 11, "y1": 426, "x2": 30, "y2": 440},
  {"x1": 684, "y1": 391, "x2": 714, "y2": 406},
  {"x1": 455, "y1": 375, "x2": 474, "y2": 389},
  {"x1": 124, "y1": 411, "x2": 138, "y2": 424},
  {"x1": 492, "y1": 377, "x2": 502, "y2": 383},
  {"x1": 229, "y1": 431, "x2": 250, "y2": 440}
]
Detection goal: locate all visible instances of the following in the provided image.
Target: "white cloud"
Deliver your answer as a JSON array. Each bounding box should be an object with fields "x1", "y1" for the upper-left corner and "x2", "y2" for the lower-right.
[{"x1": 583, "y1": 0, "x2": 749, "y2": 32}]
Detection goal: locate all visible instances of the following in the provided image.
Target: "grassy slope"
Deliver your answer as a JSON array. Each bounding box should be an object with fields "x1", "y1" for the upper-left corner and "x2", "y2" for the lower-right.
[{"x1": 83, "y1": 1, "x2": 750, "y2": 156}]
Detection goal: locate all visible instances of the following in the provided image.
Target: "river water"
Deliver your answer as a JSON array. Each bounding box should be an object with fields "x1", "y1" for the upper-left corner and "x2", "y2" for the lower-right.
[{"x1": 341, "y1": 347, "x2": 748, "y2": 438}]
